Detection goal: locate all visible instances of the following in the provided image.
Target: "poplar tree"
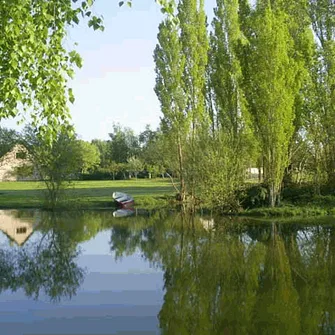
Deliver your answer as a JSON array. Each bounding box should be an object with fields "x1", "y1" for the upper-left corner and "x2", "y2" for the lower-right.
[
  {"x1": 277, "y1": 0, "x2": 315, "y2": 185},
  {"x1": 308, "y1": 0, "x2": 335, "y2": 185},
  {"x1": 203, "y1": 0, "x2": 255, "y2": 209},
  {"x1": 154, "y1": 20, "x2": 188, "y2": 200},
  {"x1": 210, "y1": 0, "x2": 247, "y2": 140},
  {"x1": 154, "y1": 0, "x2": 208, "y2": 201},
  {"x1": 177, "y1": 0, "x2": 209, "y2": 198},
  {"x1": 245, "y1": 1, "x2": 298, "y2": 206}
]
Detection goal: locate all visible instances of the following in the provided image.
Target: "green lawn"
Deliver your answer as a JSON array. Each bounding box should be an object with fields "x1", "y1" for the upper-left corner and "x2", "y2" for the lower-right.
[{"x1": 0, "y1": 179, "x2": 176, "y2": 209}]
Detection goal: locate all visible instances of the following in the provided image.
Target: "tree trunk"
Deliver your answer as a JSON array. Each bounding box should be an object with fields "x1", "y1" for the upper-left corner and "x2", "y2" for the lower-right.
[
  {"x1": 177, "y1": 138, "x2": 186, "y2": 201},
  {"x1": 257, "y1": 156, "x2": 262, "y2": 182},
  {"x1": 269, "y1": 183, "x2": 277, "y2": 208}
]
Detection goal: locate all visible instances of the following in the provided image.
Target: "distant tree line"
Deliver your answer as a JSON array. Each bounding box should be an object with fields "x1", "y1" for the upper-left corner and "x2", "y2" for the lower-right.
[{"x1": 0, "y1": 123, "x2": 168, "y2": 182}]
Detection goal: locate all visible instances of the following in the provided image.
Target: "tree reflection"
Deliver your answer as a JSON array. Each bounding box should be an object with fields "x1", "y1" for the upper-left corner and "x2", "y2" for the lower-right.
[
  {"x1": 1, "y1": 208, "x2": 334, "y2": 332},
  {"x1": 0, "y1": 212, "x2": 96, "y2": 302},
  {"x1": 109, "y1": 212, "x2": 335, "y2": 334},
  {"x1": 15, "y1": 226, "x2": 85, "y2": 302}
]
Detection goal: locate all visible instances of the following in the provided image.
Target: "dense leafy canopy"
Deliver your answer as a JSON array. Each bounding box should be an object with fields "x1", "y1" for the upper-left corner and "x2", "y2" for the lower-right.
[
  {"x1": 0, "y1": 0, "x2": 174, "y2": 144},
  {"x1": 0, "y1": 0, "x2": 105, "y2": 142}
]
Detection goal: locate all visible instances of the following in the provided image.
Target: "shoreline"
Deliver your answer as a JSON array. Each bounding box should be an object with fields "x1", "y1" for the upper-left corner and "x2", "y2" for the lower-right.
[{"x1": 0, "y1": 180, "x2": 334, "y2": 218}]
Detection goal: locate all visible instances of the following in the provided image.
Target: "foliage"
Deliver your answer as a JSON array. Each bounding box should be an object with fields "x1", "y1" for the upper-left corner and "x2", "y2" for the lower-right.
[
  {"x1": 127, "y1": 156, "x2": 143, "y2": 178},
  {"x1": 154, "y1": 0, "x2": 208, "y2": 200},
  {"x1": 12, "y1": 164, "x2": 34, "y2": 180},
  {"x1": 0, "y1": 0, "x2": 104, "y2": 143},
  {"x1": 76, "y1": 140, "x2": 100, "y2": 173},
  {"x1": 238, "y1": 184, "x2": 269, "y2": 209},
  {"x1": 0, "y1": 127, "x2": 20, "y2": 157},
  {"x1": 91, "y1": 139, "x2": 111, "y2": 168},
  {"x1": 22, "y1": 126, "x2": 85, "y2": 208},
  {"x1": 108, "y1": 124, "x2": 140, "y2": 164},
  {"x1": 0, "y1": 0, "x2": 175, "y2": 145},
  {"x1": 242, "y1": 2, "x2": 299, "y2": 207},
  {"x1": 307, "y1": 0, "x2": 335, "y2": 185},
  {"x1": 2, "y1": 0, "x2": 335, "y2": 210},
  {"x1": 154, "y1": 18, "x2": 187, "y2": 198},
  {"x1": 199, "y1": 0, "x2": 256, "y2": 211}
]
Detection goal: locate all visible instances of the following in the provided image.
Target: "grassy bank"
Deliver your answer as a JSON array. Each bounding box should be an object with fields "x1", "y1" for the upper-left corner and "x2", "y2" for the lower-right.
[
  {"x1": 0, "y1": 179, "x2": 175, "y2": 210},
  {"x1": 241, "y1": 197, "x2": 335, "y2": 217},
  {"x1": 1, "y1": 180, "x2": 334, "y2": 217},
  {"x1": 243, "y1": 205, "x2": 335, "y2": 217}
]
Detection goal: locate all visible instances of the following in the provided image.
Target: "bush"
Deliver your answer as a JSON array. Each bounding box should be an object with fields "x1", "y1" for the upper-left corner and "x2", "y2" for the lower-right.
[
  {"x1": 238, "y1": 184, "x2": 268, "y2": 209},
  {"x1": 282, "y1": 183, "x2": 315, "y2": 204},
  {"x1": 81, "y1": 168, "x2": 113, "y2": 180}
]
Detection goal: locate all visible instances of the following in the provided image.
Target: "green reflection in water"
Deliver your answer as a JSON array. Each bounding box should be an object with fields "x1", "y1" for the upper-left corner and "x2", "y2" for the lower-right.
[{"x1": 0, "y1": 209, "x2": 335, "y2": 334}]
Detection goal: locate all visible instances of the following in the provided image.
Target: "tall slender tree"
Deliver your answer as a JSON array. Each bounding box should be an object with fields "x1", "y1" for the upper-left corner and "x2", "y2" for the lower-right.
[
  {"x1": 308, "y1": 0, "x2": 335, "y2": 185},
  {"x1": 244, "y1": 1, "x2": 298, "y2": 206},
  {"x1": 177, "y1": 0, "x2": 209, "y2": 198},
  {"x1": 204, "y1": 0, "x2": 255, "y2": 209},
  {"x1": 154, "y1": 0, "x2": 208, "y2": 201},
  {"x1": 154, "y1": 19, "x2": 187, "y2": 199}
]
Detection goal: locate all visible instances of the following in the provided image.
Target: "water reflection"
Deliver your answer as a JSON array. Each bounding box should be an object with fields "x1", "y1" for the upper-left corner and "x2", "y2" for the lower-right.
[
  {"x1": 109, "y1": 213, "x2": 335, "y2": 335},
  {"x1": 0, "y1": 211, "x2": 86, "y2": 302},
  {"x1": 0, "y1": 209, "x2": 334, "y2": 334},
  {"x1": 0, "y1": 210, "x2": 37, "y2": 246}
]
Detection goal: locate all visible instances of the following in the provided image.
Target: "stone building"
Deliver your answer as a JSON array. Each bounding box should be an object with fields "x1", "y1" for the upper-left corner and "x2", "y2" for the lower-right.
[{"x1": 0, "y1": 144, "x2": 35, "y2": 181}]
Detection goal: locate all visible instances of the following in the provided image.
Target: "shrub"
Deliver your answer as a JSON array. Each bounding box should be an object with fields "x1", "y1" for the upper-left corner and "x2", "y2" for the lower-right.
[{"x1": 238, "y1": 184, "x2": 268, "y2": 209}]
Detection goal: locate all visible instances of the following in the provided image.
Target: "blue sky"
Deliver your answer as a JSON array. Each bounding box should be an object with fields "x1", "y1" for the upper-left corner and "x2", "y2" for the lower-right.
[{"x1": 3, "y1": 0, "x2": 216, "y2": 141}]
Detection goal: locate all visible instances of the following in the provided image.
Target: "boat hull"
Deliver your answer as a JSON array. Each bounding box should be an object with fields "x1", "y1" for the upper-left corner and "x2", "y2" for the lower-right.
[{"x1": 112, "y1": 192, "x2": 134, "y2": 208}]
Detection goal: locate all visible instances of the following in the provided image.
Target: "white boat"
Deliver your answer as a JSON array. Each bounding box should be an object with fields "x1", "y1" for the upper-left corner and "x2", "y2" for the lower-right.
[{"x1": 112, "y1": 192, "x2": 134, "y2": 208}]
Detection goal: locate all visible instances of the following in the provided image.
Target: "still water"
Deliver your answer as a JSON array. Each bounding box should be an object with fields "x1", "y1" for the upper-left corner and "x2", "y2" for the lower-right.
[{"x1": 0, "y1": 209, "x2": 334, "y2": 335}]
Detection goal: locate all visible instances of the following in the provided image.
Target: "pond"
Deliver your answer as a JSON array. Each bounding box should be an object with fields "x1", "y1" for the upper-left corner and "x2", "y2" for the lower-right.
[{"x1": 0, "y1": 209, "x2": 334, "y2": 334}]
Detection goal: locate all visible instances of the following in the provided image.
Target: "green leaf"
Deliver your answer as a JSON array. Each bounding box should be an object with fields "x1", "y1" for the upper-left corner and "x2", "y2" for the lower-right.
[
  {"x1": 73, "y1": 15, "x2": 79, "y2": 24},
  {"x1": 67, "y1": 69, "x2": 75, "y2": 79},
  {"x1": 68, "y1": 88, "x2": 75, "y2": 104},
  {"x1": 11, "y1": 59, "x2": 18, "y2": 70}
]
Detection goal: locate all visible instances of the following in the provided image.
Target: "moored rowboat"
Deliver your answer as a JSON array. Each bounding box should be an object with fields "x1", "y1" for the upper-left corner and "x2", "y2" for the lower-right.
[{"x1": 112, "y1": 192, "x2": 134, "y2": 208}]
